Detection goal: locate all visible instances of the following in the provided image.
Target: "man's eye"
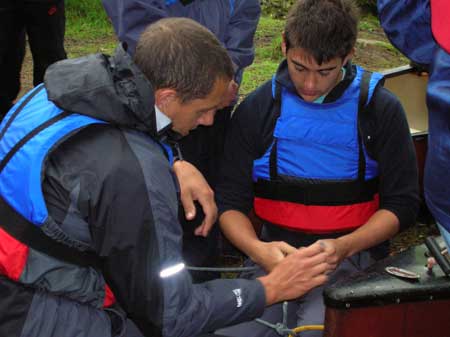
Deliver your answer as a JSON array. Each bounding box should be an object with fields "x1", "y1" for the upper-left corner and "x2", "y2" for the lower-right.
[
  {"x1": 295, "y1": 66, "x2": 305, "y2": 72},
  {"x1": 319, "y1": 71, "x2": 330, "y2": 77}
]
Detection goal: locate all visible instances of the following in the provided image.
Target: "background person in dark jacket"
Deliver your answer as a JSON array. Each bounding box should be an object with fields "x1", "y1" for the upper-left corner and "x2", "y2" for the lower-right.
[
  {"x1": 0, "y1": 0, "x2": 67, "y2": 120},
  {"x1": 378, "y1": 0, "x2": 450, "y2": 251},
  {"x1": 102, "y1": 0, "x2": 261, "y2": 281},
  {"x1": 0, "y1": 18, "x2": 334, "y2": 337}
]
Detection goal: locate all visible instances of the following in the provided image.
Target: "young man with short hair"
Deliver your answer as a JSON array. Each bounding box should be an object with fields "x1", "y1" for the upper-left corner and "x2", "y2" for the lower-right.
[{"x1": 216, "y1": 1, "x2": 420, "y2": 335}]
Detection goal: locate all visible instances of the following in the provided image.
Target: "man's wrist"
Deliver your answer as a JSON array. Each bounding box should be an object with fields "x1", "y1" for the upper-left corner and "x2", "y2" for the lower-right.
[
  {"x1": 247, "y1": 239, "x2": 265, "y2": 264},
  {"x1": 257, "y1": 275, "x2": 277, "y2": 306}
]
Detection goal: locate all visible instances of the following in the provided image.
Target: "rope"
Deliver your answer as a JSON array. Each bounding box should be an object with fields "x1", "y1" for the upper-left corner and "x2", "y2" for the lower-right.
[
  {"x1": 255, "y1": 301, "x2": 325, "y2": 336},
  {"x1": 289, "y1": 325, "x2": 325, "y2": 337},
  {"x1": 186, "y1": 266, "x2": 259, "y2": 272}
]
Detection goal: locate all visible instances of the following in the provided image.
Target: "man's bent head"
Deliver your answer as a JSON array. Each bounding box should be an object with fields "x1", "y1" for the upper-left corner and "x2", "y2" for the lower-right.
[{"x1": 133, "y1": 18, "x2": 232, "y2": 135}]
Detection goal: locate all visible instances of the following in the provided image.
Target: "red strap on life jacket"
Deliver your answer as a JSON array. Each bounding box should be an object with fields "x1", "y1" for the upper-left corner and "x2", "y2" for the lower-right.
[
  {"x1": 254, "y1": 194, "x2": 379, "y2": 234},
  {"x1": 0, "y1": 227, "x2": 116, "y2": 307}
]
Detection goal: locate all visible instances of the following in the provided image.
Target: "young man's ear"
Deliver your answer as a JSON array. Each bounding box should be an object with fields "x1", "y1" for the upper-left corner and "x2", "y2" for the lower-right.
[
  {"x1": 281, "y1": 32, "x2": 287, "y2": 57},
  {"x1": 155, "y1": 88, "x2": 178, "y2": 113},
  {"x1": 343, "y1": 48, "x2": 355, "y2": 66}
]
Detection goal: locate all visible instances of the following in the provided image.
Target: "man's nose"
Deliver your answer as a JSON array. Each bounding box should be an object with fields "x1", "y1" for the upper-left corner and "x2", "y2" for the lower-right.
[
  {"x1": 304, "y1": 72, "x2": 317, "y2": 90},
  {"x1": 197, "y1": 110, "x2": 215, "y2": 126}
]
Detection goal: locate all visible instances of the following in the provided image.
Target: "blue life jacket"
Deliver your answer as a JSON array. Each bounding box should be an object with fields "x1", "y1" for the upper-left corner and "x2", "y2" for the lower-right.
[
  {"x1": 253, "y1": 67, "x2": 383, "y2": 233},
  {"x1": 0, "y1": 86, "x2": 120, "y2": 307},
  {"x1": 0, "y1": 85, "x2": 105, "y2": 226}
]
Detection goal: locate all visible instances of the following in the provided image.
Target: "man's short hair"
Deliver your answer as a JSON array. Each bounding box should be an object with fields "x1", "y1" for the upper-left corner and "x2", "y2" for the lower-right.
[
  {"x1": 134, "y1": 18, "x2": 233, "y2": 102},
  {"x1": 285, "y1": 0, "x2": 359, "y2": 64}
]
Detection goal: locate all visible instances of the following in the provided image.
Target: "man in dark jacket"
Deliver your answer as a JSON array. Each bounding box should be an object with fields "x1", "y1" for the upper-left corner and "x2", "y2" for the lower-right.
[
  {"x1": 102, "y1": 0, "x2": 261, "y2": 280},
  {"x1": 378, "y1": 0, "x2": 450, "y2": 250},
  {"x1": 215, "y1": 1, "x2": 420, "y2": 336},
  {"x1": 0, "y1": 18, "x2": 334, "y2": 337},
  {"x1": 0, "y1": 0, "x2": 67, "y2": 119}
]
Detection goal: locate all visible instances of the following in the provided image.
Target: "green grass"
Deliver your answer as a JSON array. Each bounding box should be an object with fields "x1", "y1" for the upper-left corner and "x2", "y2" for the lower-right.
[
  {"x1": 66, "y1": 0, "x2": 113, "y2": 39},
  {"x1": 65, "y1": 0, "x2": 116, "y2": 57},
  {"x1": 240, "y1": 16, "x2": 284, "y2": 95},
  {"x1": 62, "y1": 5, "x2": 403, "y2": 94},
  {"x1": 359, "y1": 14, "x2": 380, "y2": 32}
]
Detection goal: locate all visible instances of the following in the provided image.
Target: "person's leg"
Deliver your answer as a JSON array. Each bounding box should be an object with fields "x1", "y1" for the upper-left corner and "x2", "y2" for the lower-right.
[
  {"x1": 215, "y1": 302, "x2": 290, "y2": 337},
  {"x1": 215, "y1": 262, "x2": 298, "y2": 337},
  {"x1": 0, "y1": 1, "x2": 25, "y2": 119},
  {"x1": 24, "y1": 0, "x2": 67, "y2": 86},
  {"x1": 179, "y1": 106, "x2": 233, "y2": 282},
  {"x1": 294, "y1": 250, "x2": 375, "y2": 337},
  {"x1": 181, "y1": 208, "x2": 220, "y2": 282}
]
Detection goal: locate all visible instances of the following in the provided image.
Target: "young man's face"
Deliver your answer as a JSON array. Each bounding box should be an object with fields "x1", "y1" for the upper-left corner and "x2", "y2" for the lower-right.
[
  {"x1": 162, "y1": 78, "x2": 229, "y2": 136},
  {"x1": 282, "y1": 43, "x2": 352, "y2": 102}
]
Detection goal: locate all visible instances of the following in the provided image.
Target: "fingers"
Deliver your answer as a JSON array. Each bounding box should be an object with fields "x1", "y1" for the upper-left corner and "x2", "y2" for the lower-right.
[
  {"x1": 196, "y1": 190, "x2": 217, "y2": 237},
  {"x1": 296, "y1": 241, "x2": 326, "y2": 257},
  {"x1": 307, "y1": 258, "x2": 335, "y2": 276},
  {"x1": 309, "y1": 274, "x2": 329, "y2": 289},
  {"x1": 180, "y1": 191, "x2": 196, "y2": 220},
  {"x1": 277, "y1": 241, "x2": 297, "y2": 255}
]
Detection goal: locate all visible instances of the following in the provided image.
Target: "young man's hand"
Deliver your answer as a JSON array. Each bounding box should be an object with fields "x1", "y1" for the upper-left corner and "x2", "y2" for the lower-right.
[
  {"x1": 257, "y1": 242, "x2": 334, "y2": 305},
  {"x1": 249, "y1": 240, "x2": 297, "y2": 272},
  {"x1": 315, "y1": 238, "x2": 351, "y2": 271},
  {"x1": 172, "y1": 160, "x2": 217, "y2": 236}
]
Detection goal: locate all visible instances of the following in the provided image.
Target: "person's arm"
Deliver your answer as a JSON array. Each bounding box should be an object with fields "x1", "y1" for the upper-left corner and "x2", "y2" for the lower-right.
[
  {"x1": 318, "y1": 86, "x2": 420, "y2": 266},
  {"x1": 216, "y1": 82, "x2": 297, "y2": 271},
  {"x1": 318, "y1": 210, "x2": 400, "y2": 267},
  {"x1": 86, "y1": 129, "x2": 332, "y2": 336},
  {"x1": 224, "y1": 0, "x2": 261, "y2": 82},
  {"x1": 220, "y1": 210, "x2": 298, "y2": 271},
  {"x1": 102, "y1": 0, "x2": 168, "y2": 55}
]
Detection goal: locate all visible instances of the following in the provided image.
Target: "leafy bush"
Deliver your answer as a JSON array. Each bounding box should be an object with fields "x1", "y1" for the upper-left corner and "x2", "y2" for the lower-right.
[
  {"x1": 357, "y1": 0, "x2": 378, "y2": 15},
  {"x1": 261, "y1": 0, "x2": 295, "y2": 19}
]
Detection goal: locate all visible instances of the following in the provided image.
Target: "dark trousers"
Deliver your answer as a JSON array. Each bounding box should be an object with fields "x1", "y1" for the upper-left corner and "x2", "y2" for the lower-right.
[
  {"x1": 179, "y1": 106, "x2": 232, "y2": 283},
  {"x1": 0, "y1": 0, "x2": 66, "y2": 119}
]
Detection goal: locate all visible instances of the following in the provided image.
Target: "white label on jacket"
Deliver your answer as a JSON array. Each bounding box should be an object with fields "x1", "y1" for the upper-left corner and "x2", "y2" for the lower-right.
[{"x1": 233, "y1": 288, "x2": 243, "y2": 308}]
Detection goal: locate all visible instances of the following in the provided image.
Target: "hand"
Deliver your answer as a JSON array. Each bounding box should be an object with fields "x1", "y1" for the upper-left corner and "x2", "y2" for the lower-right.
[
  {"x1": 219, "y1": 80, "x2": 239, "y2": 108},
  {"x1": 258, "y1": 242, "x2": 334, "y2": 305},
  {"x1": 250, "y1": 241, "x2": 297, "y2": 272},
  {"x1": 315, "y1": 238, "x2": 351, "y2": 271},
  {"x1": 172, "y1": 160, "x2": 217, "y2": 237}
]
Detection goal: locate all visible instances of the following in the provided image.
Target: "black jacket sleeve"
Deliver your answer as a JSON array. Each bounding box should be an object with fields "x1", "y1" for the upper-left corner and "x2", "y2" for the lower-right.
[
  {"x1": 216, "y1": 80, "x2": 275, "y2": 216},
  {"x1": 364, "y1": 86, "x2": 420, "y2": 230}
]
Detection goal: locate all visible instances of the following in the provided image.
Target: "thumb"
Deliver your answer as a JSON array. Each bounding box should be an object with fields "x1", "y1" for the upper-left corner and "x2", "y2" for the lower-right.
[{"x1": 277, "y1": 242, "x2": 297, "y2": 256}]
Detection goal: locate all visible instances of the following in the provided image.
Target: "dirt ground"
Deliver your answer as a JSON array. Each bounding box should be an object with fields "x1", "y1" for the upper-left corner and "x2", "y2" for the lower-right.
[{"x1": 17, "y1": 26, "x2": 437, "y2": 255}]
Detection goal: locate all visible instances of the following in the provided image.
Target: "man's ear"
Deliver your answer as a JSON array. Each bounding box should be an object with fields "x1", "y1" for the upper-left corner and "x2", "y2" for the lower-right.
[
  {"x1": 155, "y1": 88, "x2": 178, "y2": 114},
  {"x1": 281, "y1": 32, "x2": 287, "y2": 57},
  {"x1": 343, "y1": 48, "x2": 355, "y2": 66}
]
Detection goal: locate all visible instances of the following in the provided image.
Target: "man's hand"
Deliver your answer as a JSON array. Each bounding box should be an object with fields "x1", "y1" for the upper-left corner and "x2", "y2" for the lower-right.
[
  {"x1": 257, "y1": 242, "x2": 334, "y2": 305},
  {"x1": 249, "y1": 241, "x2": 297, "y2": 272},
  {"x1": 315, "y1": 238, "x2": 351, "y2": 272},
  {"x1": 219, "y1": 80, "x2": 239, "y2": 108},
  {"x1": 172, "y1": 160, "x2": 217, "y2": 237}
]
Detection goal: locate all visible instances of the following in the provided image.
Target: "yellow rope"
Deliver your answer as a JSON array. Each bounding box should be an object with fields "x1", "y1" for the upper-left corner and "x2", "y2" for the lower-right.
[{"x1": 288, "y1": 325, "x2": 325, "y2": 337}]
